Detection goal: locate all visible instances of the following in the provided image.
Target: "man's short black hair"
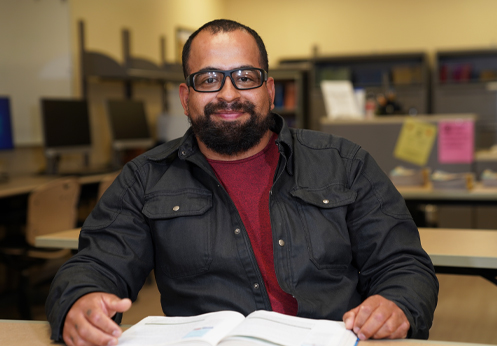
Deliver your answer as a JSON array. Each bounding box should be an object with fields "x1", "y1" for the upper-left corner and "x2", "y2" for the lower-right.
[{"x1": 182, "y1": 19, "x2": 269, "y2": 78}]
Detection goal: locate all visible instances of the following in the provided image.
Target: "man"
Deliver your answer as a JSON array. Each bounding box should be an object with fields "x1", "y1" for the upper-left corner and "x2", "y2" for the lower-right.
[{"x1": 46, "y1": 19, "x2": 438, "y2": 346}]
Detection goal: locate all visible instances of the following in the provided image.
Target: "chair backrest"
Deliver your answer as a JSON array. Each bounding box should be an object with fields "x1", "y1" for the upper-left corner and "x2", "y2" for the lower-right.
[
  {"x1": 25, "y1": 177, "x2": 81, "y2": 246},
  {"x1": 97, "y1": 171, "x2": 120, "y2": 200}
]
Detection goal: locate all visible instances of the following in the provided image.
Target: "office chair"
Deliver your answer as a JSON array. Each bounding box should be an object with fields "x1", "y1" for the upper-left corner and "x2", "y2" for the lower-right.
[
  {"x1": 97, "y1": 171, "x2": 120, "y2": 200},
  {"x1": 0, "y1": 177, "x2": 80, "y2": 319}
]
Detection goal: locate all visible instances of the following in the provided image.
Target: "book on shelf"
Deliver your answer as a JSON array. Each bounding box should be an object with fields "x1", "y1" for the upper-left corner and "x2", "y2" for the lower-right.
[
  {"x1": 274, "y1": 81, "x2": 297, "y2": 110},
  {"x1": 118, "y1": 310, "x2": 358, "y2": 346},
  {"x1": 274, "y1": 82, "x2": 285, "y2": 108},
  {"x1": 283, "y1": 81, "x2": 297, "y2": 109}
]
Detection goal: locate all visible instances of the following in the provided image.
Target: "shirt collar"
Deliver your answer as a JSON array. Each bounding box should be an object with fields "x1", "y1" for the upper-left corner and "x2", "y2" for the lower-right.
[{"x1": 145, "y1": 113, "x2": 294, "y2": 175}]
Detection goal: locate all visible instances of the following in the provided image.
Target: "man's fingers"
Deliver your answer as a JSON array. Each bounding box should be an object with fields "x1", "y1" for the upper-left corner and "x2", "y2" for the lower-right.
[
  {"x1": 64, "y1": 312, "x2": 119, "y2": 346},
  {"x1": 352, "y1": 303, "x2": 380, "y2": 339},
  {"x1": 105, "y1": 296, "x2": 132, "y2": 316},
  {"x1": 63, "y1": 293, "x2": 132, "y2": 346},
  {"x1": 373, "y1": 319, "x2": 410, "y2": 340},
  {"x1": 342, "y1": 295, "x2": 410, "y2": 340},
  {"x1": 342, "y1": 310, "x2": 357, "y2": 331},
  {"x1": 85, "y1": 305, "x2": 123, "y2": 339}
]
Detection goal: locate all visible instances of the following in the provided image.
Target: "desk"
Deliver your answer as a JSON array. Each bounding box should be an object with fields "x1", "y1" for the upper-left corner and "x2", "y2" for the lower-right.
[
  {"x1": 397, "y1": 183, "x2": 497, "y2": 229},
  {"x1": 35, "y1": 228, "x2": 497, "y2": 285},
  {"x1": 34, "y1": 228, "x2": 80, "y2": 250},
  {"x1": 0, "y1": 320, "x2": 490, "y2": 346},
  {"x1": 419, "y1": 228, "x2": 497, "y2": 285},
  {"x1": 0, "y1": 173, "x2": 117, "y2": 199},
  {"x1": 397, "y1": 183, "x2": 497, "y2": 203},
  {"x1": 0, "y1": 173, "x2": 119, "y2": 234}
]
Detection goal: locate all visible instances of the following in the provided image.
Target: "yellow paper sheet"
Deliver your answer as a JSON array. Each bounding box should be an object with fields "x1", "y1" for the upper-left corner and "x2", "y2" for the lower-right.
[{"x1": 394, "y1": 119, "x2": 437, "y2": 166}]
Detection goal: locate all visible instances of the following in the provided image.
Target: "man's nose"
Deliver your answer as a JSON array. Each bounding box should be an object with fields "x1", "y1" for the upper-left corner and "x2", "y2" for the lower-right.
[{"x1": 216, "y1": 76, "x2": 241, "y2": 102}]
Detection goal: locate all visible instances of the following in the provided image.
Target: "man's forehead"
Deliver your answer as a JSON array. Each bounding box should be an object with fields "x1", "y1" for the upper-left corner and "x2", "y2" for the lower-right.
[
  {"x1": 192, "y1": 29, "x2": 254, "y2": 48},
  {"x1": 188, "y1": 29, "x2": 260, "y2": 71}
]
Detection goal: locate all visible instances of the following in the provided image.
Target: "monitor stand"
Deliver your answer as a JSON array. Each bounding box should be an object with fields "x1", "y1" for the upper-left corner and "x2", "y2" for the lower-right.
[
  {"x1": 45, "y1": 153, "x2": 92, "y2": 175},
  {"x1": 45, "y1": 154, "x2": 61, "y2": 175},
  {"x1": 0, "y1": 162, "x2": 8, "y2": 183}
]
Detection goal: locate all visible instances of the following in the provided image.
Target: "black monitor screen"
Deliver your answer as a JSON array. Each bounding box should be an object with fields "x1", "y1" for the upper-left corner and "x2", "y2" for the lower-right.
[
  {"x1": 0, "y1": 96, "x2": 14, "y2": 150},
  {"x1": 107, "y1": 100, "x2": 151, "y2": 140},
  {"x1": 41, "y1": 99, "x2": 92, "y2": 149}
]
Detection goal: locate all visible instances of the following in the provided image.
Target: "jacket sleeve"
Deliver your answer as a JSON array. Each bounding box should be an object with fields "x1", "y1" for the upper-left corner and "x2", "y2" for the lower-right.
[
  {"x1": 45, "y1": 161, "x2": 155, "y2": 341},
  {"x1": 346, "y1": 148, "x2": 439, "y2": 339}
]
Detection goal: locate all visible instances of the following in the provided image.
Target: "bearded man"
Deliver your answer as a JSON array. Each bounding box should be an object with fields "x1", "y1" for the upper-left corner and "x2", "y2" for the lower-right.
[{"x1": 46, "y1": 19, "x2": 438, "y2": 346}]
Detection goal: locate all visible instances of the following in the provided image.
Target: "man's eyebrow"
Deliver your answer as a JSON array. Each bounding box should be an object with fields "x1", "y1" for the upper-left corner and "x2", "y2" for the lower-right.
[{"x1": 195, "y1": 65, "x2": 256, "y2": 73}]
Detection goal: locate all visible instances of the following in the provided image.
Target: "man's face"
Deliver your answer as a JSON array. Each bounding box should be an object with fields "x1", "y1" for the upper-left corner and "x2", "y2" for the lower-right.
[{"x1": 179, "y1": 29, "x2": 275, "y2": 156}]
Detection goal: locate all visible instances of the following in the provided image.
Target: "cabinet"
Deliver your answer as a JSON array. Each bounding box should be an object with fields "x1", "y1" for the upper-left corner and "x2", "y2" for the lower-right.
[
  {"x1": 269, "y1": 66, "x2": 309, "y2": 129},
  {"x1": 433, "y1": 49, "x2": 497, "y2": 149},
  {"x1": 304, "y1": 53, "x2": 430, "y2": 130}
]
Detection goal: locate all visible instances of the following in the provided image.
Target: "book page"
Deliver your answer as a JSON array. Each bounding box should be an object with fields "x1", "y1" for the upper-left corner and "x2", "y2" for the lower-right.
[
  {"x1": 118, "y1": 311, "x2": 245, "y2": 346},
  {"x1": 219, "y1": 310, "x2": 357, "y2": 346}
]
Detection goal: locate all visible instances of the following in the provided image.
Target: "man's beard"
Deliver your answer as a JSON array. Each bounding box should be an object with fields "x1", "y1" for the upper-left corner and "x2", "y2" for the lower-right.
[{"x1": 188, "y1": 99, "x2": 274, "y2": 156}]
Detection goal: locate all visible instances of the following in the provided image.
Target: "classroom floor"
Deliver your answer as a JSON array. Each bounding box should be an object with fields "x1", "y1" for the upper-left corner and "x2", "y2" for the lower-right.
[{"x1": 0, "y1": 274, "x2": 496, "y2": 344}]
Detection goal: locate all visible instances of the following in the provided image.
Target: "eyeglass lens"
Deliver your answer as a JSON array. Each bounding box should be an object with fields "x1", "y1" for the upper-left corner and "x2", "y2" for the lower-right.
[{"x1": 193, "y1": 69, "x2": 263, "y2": 91}]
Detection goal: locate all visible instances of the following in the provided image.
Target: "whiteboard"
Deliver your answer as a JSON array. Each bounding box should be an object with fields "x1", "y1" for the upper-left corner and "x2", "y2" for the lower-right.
[{"x1": 0, "y1": 0, "x2": 72, "y2": 145}]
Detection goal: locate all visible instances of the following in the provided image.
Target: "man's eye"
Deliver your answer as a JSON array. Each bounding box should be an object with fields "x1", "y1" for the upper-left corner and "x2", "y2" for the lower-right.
[
  {"x1": 237, "y1": 76, "x2": 253, "y2": 83},
  {"x1": 199, "y1": 76, "x2": 219, "y2": 84}
]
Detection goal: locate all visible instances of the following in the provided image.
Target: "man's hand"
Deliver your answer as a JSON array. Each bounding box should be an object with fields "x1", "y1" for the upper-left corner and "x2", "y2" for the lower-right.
[
  {"x1": 63, "y1": 292, "x2": 132, "y2": 346},
  {"x1": 343, "y1": 295, "x2": 410, "y2": 340}
]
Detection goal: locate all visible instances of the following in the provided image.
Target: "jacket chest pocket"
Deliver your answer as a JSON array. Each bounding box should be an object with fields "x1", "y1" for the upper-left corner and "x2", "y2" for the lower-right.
[
  {"x1": 291, "y1": 184, "x2": 356, "y2": 271},
  {"x1": 143, "y1": 190, "x2": 213, "y2": 278}
]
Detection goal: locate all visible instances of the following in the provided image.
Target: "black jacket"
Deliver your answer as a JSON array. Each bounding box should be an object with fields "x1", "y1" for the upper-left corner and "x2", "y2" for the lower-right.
[{"x1": 46, "y1": 114, "x2": 438, "y2": 340}]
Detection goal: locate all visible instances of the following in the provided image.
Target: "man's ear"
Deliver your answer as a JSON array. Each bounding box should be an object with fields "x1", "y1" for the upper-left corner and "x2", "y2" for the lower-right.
[
  {"x1": 266, "y1": 77, "x2": 275, "y2": 111},
  {"x1": 179, "y1": 83, "x2": 190, "y2": 115}
]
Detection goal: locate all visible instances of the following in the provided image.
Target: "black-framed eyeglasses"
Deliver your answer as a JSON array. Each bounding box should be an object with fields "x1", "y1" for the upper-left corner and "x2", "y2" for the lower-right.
[{"x1": 186, "y1": 67, "x2": 268, "y2": 93}]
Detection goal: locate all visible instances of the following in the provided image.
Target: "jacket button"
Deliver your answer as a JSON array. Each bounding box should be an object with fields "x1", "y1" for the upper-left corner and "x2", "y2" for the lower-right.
[
  {"x1": 323, "y1": 199, "x2": 330, "y2": 204},
  {"x1": 253, "y1": 283, "x2": 259, "y2": 289},
  {"x1": 234, "y1": 228, "x2": 241, "y2": 235},
  {"x1": 172, "y1": 206, "x2": 180, "y2": 211},
  {"x1": 278, "y1": 239, "x2": 285, "y2": 246}
]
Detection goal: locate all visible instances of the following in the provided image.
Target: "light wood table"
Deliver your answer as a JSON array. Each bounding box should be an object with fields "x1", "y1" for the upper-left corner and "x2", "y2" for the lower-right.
[
  {"x1": 0, "y1": 176, "x2": 55, "y2": 199},
  {"x1": 397, "y1": 183, "x2": 497, "y2": 202},
  {"x1": 0, "y1": 173, "x2": 118, "y2": 199},
  {"x1": 418, "y1": 228, "x2": 497, "y2": 285},
  {"x1": 34, "y1": 228, "x2": 81, "y2": 250},
  {"x1": 419, "y1": 228, "x2": 497, "y2": 269},
  {"x1": 0, "y1": 319, "x2": 492, "y2": 346}
]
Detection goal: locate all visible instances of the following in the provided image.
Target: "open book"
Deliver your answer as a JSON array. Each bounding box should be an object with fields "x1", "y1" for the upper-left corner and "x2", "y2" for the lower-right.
[{"x1": 118, "y1": 310, "x2": 358, "y2": 346}]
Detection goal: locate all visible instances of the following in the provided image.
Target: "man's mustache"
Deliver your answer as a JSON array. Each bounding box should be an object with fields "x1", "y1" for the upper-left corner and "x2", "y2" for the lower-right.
[{"x1": 204, "y1": 100, "x2": 255, "y2": 117}]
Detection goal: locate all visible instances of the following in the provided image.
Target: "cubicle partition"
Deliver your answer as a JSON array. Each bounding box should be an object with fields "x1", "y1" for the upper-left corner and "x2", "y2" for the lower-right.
[
  {"x1": 320, "y1": 114, "x2": 476, "y2": 174},
  {"x1": 319, "y1": 114, "x2": 497, "y2": 229}
]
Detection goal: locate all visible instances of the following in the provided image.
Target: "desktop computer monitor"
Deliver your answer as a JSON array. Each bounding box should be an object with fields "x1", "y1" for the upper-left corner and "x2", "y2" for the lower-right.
[
  {"x1": 106, "y1": 99, "x2": 154, "y2": 150},
  {"x1": 41, "y1": 98, "x2": 92, "y2": 158},
  {"x1": 0, "y1": 96, "x2": 14, "y2": 151}
]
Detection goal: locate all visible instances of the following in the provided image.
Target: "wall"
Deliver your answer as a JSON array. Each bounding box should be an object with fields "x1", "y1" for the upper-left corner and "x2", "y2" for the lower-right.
[
  {"x1": 223, "y1": 0, "x2": 497, "y2": 67},
  {"x1": 0, "y1": 0, "x2": 72, "y2": 146}
]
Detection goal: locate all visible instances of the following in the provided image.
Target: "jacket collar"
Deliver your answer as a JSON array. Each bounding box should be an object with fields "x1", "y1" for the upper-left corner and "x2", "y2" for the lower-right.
[{"x1": 145, "y1": 113, "x2": 294, "y2": 175}]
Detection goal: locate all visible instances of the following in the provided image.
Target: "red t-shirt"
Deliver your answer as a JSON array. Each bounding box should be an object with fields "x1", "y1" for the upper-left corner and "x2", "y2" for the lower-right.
[{"x1": 207, "y1": 133, "x2": 298, "y2": 315}]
